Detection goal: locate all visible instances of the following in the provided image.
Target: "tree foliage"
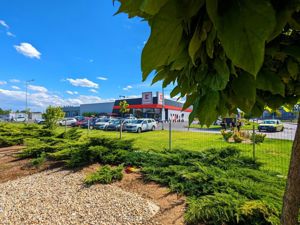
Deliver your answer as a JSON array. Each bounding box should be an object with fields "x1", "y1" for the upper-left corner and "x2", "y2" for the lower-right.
[
  {"x1": 0, "y1": 108, "x2": 11, "y2": 115},
  {"x1": 119, "y1": 100, "x2": 130, "y2": 116},
  {"x1": 115, "y1": 0, "x2": 300, "y2": 126},
  {"x1": 42, "y1": 106, "x2": 65, "y2": 130}
]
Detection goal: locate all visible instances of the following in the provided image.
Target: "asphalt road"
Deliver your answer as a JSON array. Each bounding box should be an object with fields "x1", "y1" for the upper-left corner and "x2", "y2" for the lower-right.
[{"x1": 157, "y1": 122, "x2": 297, "y2": 141}]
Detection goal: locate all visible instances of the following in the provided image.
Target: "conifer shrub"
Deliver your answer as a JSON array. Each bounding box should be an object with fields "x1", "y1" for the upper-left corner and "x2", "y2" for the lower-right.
[{"x1": 84, "y1": 164, "x2": 123, "y2": 185}]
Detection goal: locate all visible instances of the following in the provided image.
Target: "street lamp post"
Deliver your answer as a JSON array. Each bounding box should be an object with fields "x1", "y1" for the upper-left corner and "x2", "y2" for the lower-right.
[{"x1": 25, "y1": 79, "x2": 34, "y2": 121}]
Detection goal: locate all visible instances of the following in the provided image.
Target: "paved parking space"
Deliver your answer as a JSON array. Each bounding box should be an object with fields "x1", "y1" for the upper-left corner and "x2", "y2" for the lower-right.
[{"x1": 156, "y1": 122, "x2": 297, "y2": 141}]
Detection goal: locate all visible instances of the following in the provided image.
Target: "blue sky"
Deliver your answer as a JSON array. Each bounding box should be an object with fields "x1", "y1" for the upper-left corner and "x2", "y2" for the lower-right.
[{"x1": 0, "y1": 0, "x2": 168, "y2": 111}]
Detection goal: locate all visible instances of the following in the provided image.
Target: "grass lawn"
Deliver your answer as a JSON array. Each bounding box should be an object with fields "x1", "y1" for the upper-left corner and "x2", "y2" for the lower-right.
[{"x1": 71, "y1": 128, "x2": 292, "y2": 175}]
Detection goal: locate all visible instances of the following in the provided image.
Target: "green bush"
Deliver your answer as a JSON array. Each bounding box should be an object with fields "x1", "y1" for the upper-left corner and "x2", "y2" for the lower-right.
[
  {"x1": 233, "y1": 133, "x2": 243, "y2": 143},
  {"x1": 221, "y1": 130, "x2": 233, "y2": 141},
  {"x1": 251, "y1": 133, "x2": 266, "y2": 144},
  {"x1": 30, "y1": 152, "x2": 47, "y2": 167},
  {"x1": 57, "y1": 128, "x2": 82, "y2": 140},
  {"x1": 0, "y1": 136, "x2": 23, "y2": 147},
  {"x1": 84, "y1": 165, "x2": 123, "y2": 185}
]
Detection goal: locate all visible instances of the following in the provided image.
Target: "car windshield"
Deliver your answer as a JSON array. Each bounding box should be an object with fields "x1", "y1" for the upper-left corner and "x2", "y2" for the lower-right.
[
  {"x1": 98, "y1": 118, "x2": 109, "y2": 122},
  {"x1": 263, "y1": 120, "x2": 276, "y2": 124},
  {"x1": 111, "y1": 120, "x2": 120, "y2": 124},
  {"x1": 132, "y1": 120, "x2": 144, "y2": 124}
]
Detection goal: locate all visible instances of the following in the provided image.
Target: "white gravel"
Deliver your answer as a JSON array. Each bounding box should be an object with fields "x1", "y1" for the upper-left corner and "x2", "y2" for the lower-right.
[{"x1": 0, "y1": 169, "x2": 160, "y2": 225}]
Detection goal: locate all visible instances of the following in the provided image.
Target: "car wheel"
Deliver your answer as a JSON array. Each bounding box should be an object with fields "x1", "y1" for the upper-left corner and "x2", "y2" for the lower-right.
[
  {"x1": 137, "y1": 128, "x2": 142, "y2": 133},
  {"x1": 281, "y1": 127, "x2": 284, "y2": 132},
  {"x1": 151, "y1": 126, "x2": 155, "y2": 131}
]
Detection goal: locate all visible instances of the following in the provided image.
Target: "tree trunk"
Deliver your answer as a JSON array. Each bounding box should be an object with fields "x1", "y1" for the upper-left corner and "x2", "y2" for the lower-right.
[{"x1": 281, "y1": 113, "x2": 300, "y2": 225}]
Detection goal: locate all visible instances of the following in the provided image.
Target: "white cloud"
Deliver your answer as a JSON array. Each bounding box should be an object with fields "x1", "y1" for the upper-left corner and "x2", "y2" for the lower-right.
[
  {"x1": 123, "y1": 85, "x2": 133, "y2": 91},
  {"x1": 0, "y1": 20, "x2": 9, "y2": 29},
  {"x1": 11, "y1": 85, "x2": 20, "y2": 90},
  {"x1": 66, "y1": 90, "x2": 79, "y2": 95},
  {"x1": 66, "y1": 78, "x2": 99, "y2": 88},
  {"x1": 9, "y1": 79, "x2": 20, "y2": 83},
  {"x1": 97, "y1": 76, "x2": 108, "y2": 81},
  {"x1": 28, "y1": 85, "x2": 48, "y2": 93},
  {"x1": 6, "y1": 31, "x2": 15, "y2": 37},
  {"x1": 89, "y1": 89, "x2": 98, "y2": 93},
  {"x1": 0, "y1": 88, "x2": 113, "y2": 111},
  {"x1": 0, "y1": 81, "x2": 7, "y2": 85},
  {"x1": 14, "y1": 43, "x2": 41, "y2": 59}
]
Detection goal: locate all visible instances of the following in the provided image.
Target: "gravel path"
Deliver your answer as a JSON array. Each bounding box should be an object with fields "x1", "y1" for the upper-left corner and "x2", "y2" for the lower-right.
[{"x1": 0, "y1": 169, "x2": 160, "y2": 225}]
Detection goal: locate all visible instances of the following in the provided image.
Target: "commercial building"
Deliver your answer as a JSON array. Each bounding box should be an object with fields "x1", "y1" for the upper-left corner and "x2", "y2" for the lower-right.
[{"x1": 62, "y1": 92, "x2": 192, "y2": 121}]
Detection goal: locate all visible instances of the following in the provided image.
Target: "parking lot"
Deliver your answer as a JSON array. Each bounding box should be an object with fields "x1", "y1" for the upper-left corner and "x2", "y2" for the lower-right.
[{"x1": 156, "y1": 121, "x2": 297, "y2": 141}]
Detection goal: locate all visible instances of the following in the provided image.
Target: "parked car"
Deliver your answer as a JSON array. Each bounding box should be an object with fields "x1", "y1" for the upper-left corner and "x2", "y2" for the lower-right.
[
  {"x1": 105, "y1": 119, "x2": 121, "y2": 131},
  {"x1": 106, "y1": 119, "x2": 135, "y2": 131},
  {"x1": 35, "y1": 119, "x2": 45, "y2": 124},
  {"x1": 258, "y1": 119, "x2": 284, "y2": 132},
  {"x1": 94, "y1": 118, "x2": 117, "y2": 130},
  {"x1": 125, "y1": 119, "x2": 157, "y2": 133},
  {"x1": 59, "y1": 118, "x2": 77, "y2": 126},
  {"x1": 80, "y1": 117, "x2": 97, "y2": 129},
  {"x1": 14, "y1": 116, "x2": 27, "y2": 122},
  {"x1": 72, "y1": 117, "x2": 90, "y2": 127}
]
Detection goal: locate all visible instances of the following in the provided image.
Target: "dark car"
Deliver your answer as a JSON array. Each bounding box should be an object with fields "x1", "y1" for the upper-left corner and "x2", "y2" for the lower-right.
[
  {"x1": 105, "y1": 119, "x2": 135, "y2": 131},
  {"x1": 105, "y1": 119, "x2": 121, "y2": 131},
  {"x1": 80, "y1": 117, "x2": 97, "y2": 129}
]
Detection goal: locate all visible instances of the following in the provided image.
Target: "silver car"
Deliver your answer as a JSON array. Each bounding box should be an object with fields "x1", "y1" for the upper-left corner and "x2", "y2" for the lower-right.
[
  {"x1": 125, "y1": 119, "x2": 157, "y2": 133},
  {"x1": 59, "y1": 118, "x2": 77, "y2": 126}
]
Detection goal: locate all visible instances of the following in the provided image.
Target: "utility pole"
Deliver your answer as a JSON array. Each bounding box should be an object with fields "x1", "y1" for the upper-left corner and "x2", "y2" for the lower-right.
[
  {"x1": 25, "y1": 79, "x2": 34, "y2": 122},
  {"x1": 162, "y1": 86, "x2": 165, "y2": 130}
]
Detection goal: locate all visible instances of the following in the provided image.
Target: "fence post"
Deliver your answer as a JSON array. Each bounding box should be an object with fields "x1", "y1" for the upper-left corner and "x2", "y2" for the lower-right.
[
  {"x1": 65, "y1": 120, "x2": 67, "y2": 133},
  {"x1": 169, "y1": 121, "x2": 172, "y2": 151},
  {"x1": 87, "y1": 119, "x2": 90, "y2": 137},
  {"x1": 252, "y1": 123, "x2": 256, "y2": 160},
  {"x1": 119, "y1": 120, "x2": 122, "y2": 139}
]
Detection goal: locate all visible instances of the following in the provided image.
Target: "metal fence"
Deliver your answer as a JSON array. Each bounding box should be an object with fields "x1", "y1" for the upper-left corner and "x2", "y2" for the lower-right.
[{"x1": 152, "y1": 121, "x2": 295, "y2": 176}]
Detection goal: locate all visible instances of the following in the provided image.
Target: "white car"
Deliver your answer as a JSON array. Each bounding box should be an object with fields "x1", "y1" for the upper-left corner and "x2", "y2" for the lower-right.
[
  {"x1": 125, "y1": 119, "x2": 157, "y2": 133},
  {"x1": 14, "y1": 116, "x2": 27, "y2": 122},
  {"x1": 59, "y1": 118, "x2": 77, "y2": 126}
]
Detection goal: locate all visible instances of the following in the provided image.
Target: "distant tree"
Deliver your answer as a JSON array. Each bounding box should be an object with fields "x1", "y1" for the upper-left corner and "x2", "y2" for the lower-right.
[
  {"x1": 119, "y1": 100, "x2": 130, "y2": 139},
  {"x1": 0, "y1": 108, "x2": 11, "y2": 115},
  {"x1": 119, "y1": 100, "x2": 130, "y2": 117},
  {"x1": 42, "y1": 106, "x2": 65, "y2": 129},
  {"x1": 115, "y1": 1, "x2": 300, "y2": 224},
  {"x1": 82, "y1": 112, "x2": 98, "y2": 117}
]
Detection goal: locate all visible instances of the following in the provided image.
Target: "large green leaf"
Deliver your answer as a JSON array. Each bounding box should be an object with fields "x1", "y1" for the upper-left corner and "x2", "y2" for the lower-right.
[
  {"x1": 207, "y1": 0, "x2": 276, "y2": 76},
  {"x1": 256, "y1": 70, "x2": 285, "y2": 96},
  {"x1": 114, "y1": 0, "x2": 144, "y2": 18},
  {"x1": 141, "y1": 2, "x2": 183, "y2": 80},
  {"x1": 196, "y1": 91, "x2": 220, "y2": 126},
  {"x1": 140, "y1": 0, "x2": 169, "y2": 15},
  {"x1": 206, "y1": 27, "x2": 216, "y2": 59},
  {"x1": 203, "y1": 58, "x2": 230, "y2": 90},
  {"x1": 231, "y1": 72, "x2": 256, "y2": 112},
  {"x1": 188, "y1": 23, "x2": 205, "y2": 65},
  {"x1": 287, "y1": 59, "x2": 299, "y2": 80}
]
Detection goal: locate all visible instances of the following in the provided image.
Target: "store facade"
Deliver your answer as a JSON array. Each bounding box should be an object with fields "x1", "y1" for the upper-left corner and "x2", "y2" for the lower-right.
[{"x1": 63, "y1": 92, "x2": 192, "y2": 121}]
